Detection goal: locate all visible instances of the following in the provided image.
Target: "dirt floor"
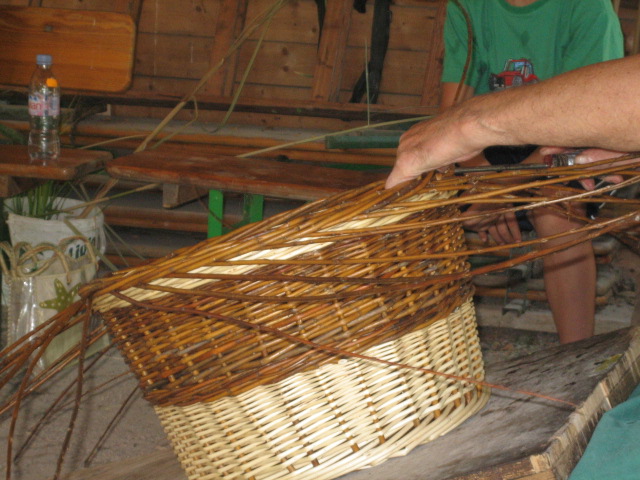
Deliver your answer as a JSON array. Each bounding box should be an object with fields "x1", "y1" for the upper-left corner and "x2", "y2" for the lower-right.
[{"x1": 0, "y1": 237, "x2": 637, "y2": 480}]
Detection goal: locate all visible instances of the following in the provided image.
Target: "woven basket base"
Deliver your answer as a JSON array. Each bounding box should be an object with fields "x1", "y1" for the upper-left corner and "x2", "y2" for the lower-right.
[{"x1": 155, "y1": 299, "x2": 489, "y2": 480}]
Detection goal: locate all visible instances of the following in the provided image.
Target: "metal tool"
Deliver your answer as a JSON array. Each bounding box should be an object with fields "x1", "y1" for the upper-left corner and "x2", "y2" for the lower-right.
[
  {"x1": 542, "y1": 150, "x2": 583, "y2": 168},
  {"x1": 454, "y1": 150, "x2": 582, "y2": 174}
]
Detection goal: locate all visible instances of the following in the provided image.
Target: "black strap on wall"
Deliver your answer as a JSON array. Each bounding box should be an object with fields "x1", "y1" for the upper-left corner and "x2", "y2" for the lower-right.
[
  {"x1": 350, "y1": 0, "x2": 392, "y2": 104},
  {"x1": 353, "y1": 0, "x2": 367, "y2": 13},
  {"x1": 314, "y1": 0, "x2": 326, "y2": 38}
]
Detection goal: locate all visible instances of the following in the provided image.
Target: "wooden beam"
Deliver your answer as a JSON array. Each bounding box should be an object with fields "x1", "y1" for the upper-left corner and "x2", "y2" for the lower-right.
[
  {"x1": 204, "y1": 0, "x2": 248, "y2": 97},
  {"x1": 103, "y1": 205, "x2": 208, "y2": 233},
  {"x1": 420, "y1": 0, "x2": 447, "y2": 106},
  {"x1": 311, "y1": 0, "x2": 353, "y2": 102},
  {"x1": 78, "y1": 90, "x2": 436, "y2": 121}
]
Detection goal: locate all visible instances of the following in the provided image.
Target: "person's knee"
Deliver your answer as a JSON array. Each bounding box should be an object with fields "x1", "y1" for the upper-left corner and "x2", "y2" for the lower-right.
[{"x1": 530, "y1": 205, "x2": 585, "y2": 235}]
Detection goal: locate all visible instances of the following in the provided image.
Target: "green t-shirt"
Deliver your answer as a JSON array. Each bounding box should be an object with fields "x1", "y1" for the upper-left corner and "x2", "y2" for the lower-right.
[{"x1": 442, "y1": 0, "x2": 624, "y2": 95}]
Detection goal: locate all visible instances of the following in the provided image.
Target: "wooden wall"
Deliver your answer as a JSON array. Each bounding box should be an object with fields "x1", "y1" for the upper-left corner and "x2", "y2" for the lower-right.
[
  {"x1": 1, "y1": 0, "x2": 638, "y2": 133},
  {"x1": 131, "y1": 1, "x2": 442, "y2": 107},
  {"x1": 0, "y1": 0, "x2": 445, "y2": 131}
]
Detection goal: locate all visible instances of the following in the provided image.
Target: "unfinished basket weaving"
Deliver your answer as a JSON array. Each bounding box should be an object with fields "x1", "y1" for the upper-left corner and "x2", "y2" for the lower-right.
[{"x1": 90, "y1": 177, "x2": 489, "y2": 480}]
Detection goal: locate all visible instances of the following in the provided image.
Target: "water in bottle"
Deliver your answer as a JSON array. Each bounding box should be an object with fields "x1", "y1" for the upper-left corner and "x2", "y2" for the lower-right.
[{"x1": 28, "y1": 54, "x2": 60, "y2": 163}]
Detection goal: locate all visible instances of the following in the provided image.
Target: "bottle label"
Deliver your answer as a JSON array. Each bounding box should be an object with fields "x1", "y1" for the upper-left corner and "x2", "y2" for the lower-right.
[{"x1": 28, "y1": 91, "x2": 60, "y2": 117}]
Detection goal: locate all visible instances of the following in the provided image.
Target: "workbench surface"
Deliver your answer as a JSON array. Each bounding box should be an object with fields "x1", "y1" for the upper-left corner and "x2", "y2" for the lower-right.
[{"x1": 64, "y1": 328, "x2": 640, "y2": 480}]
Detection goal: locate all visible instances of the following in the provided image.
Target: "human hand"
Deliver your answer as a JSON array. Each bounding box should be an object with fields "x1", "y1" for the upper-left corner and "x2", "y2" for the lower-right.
[
  {"x1": 385, "y1": 113, "x2": 485, "y2": 189},
  {"x1": 461, "y1": 202, "x2": 522, "y2": 245}
]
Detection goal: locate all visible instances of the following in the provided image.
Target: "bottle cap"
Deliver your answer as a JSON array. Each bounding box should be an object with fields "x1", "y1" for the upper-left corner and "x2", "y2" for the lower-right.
[{"x1": 36, "y1": 54, "x2": 53, "y2": 66}]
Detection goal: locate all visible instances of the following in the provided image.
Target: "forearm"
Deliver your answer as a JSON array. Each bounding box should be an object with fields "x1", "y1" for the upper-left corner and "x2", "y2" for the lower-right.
[
  {"x1": 387, "y1": 55, "x2": 640, "y2": 188},
  {"x1": 468, "y1": 56, "x2": 640, "y2": 151}
]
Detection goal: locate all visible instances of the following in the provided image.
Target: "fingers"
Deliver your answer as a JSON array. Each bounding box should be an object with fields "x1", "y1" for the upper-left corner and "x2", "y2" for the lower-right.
[
  {"x1": 385, "y1": 157, "x2": 421, "y2": 188},
  {"x1": 539, "y1": 146, "x2": 572, "y2": 156},
  {"x1": 574, "y1": 148, "x2": 626, "y2": 164},
  {"x1": 386, "y1": 114, "x2": 484, "y2": 189},
  {"x1": 486, "y1": 211, "x2": 522, "y2": 245},
  {"x1": 579, "y1": 178, "x2": 596, "y2": 190},
  {"x1": 502, "y1": 211, "x2": 522, "y2": 243},
  {"x1": 541, "y1": 147, "x2": 630, "y2": 190},
  {"x1": 462, "y1": 206, "x2": 523, "y2": 245}
]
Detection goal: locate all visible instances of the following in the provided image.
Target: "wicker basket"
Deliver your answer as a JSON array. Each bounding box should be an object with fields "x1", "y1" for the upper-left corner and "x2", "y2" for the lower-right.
[{"x1": 90, "y1": 178, "x2": 489, "y2": 480}]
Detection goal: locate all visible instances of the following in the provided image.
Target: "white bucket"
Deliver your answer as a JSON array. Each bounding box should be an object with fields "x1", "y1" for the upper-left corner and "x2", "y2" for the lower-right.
[{"x1": 6, "y1": 197, "x2": 105, "y2": 261}]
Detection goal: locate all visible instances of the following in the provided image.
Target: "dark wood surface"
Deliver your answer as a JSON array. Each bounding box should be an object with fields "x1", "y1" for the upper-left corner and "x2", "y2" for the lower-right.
[
  {"x1": 63, "y1": 328, "x2": 640, "y2": 480},
  {"x1": 107, "y1": 149, "x2": 389, "y2": 201},
  {"x1": 0, "y1": 145, "x2": 111, "y2": 197}
]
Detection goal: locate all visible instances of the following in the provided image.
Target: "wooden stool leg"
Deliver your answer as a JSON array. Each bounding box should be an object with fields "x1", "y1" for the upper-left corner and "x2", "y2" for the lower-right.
[
  {"x1": 240, "y1": 194, "x2": 264, "y2": 228},
  {"x1": 207, "y1": 189, "x2": 224, "y2": 237},
  {"x1": 207, "y1": 192, "x2": 264, "y2": 237}
]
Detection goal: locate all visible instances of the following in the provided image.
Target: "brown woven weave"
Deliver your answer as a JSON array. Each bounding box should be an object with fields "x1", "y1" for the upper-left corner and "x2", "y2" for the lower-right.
[{"x1": 91, "y1": 178, "x2": 478, "y2": 405}]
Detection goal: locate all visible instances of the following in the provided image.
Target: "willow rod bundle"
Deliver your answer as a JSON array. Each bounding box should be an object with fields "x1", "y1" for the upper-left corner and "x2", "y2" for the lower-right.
[{"x1": 0, "y1": 158, "x2": 639, "y2": 480}]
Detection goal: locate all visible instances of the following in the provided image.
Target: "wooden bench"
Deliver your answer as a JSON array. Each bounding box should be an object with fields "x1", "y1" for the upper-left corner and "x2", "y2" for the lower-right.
[
  {"x1": 106, "y1": 148, "x2": 390, "y2": 237},
  {"x1": 0, "y1": 145, "x2": 111, "y2": 198}
]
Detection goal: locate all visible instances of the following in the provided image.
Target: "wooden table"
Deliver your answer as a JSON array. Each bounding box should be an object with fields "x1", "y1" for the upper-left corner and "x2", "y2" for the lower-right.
[{"x1": 0, "y1": 145, "x2": 111, "y2": 197}]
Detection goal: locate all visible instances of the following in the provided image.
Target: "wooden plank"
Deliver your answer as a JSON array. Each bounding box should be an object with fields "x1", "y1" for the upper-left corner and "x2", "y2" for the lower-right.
[
  {"x1": 86, "y1": 86, "x2": 437, "y2": 121},
  {"x1": 244, "y1": 0, "x2": 319, "y2": 44},
  {"x1": 103, "y1": 204, "x2": 208, "y2": 233},
  {"x1": 204, "y1": 0, "x2": 247, "y2": 97},
  {"x1": 0, "y1": 145, "x2": 111, "y2": 182},
  {"x1": 0, "y1": 6, "x2": 136, "y2": 92},
  {"x1": 136, "y1": 0, "x2": 221, "y2": 37},
  {"x1": 61, "y1": 328, "x2": 640, "y2": 480},
  {"x1": 90, "y1": 121, "x2": 396, "y2": 164},
  {"x1": 225, "y1": 83, "x2": 323, "y2": 102},
  {"x1": 42, "y1": 0, "x2": 142, "y2": 19},
  {"x1": 112, "y1": 0, "x2": 143, "y2": 20},
  {"x1": 338, "y1": 2, "x2": 439, "y2": 105},
  {"x1": 234, "y1": 41, "x2": 317, "y2": 89},
  {"x1": 420, "y1": 0, "x2": 447, "y2": 106},
  {"x1": 311, "y1": 0, "x2": 353, "y2": 102},
  {"x1": 106, "y1": 149, "x2": 388, "y2": 201},
  {"x1": 346, "y1": 2, "x2": 437, "y2": 50},
  {"x1": 134, "y1": 33, "x2": 214, "y2": 79},
  {"x1": 340, "y1": 48, "x2": 431, "y2": 96}
]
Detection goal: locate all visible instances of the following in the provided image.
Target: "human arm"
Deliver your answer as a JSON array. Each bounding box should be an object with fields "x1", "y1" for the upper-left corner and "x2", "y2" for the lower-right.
[
  {"x1": 440, "y1": 82, "x2": 524, "y2": 243},
  {"x1": 386, "y1": 55, "x2": 640, "y2": 188}
]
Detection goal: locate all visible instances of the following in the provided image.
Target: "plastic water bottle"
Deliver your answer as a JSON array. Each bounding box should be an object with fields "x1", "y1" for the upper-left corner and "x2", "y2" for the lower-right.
[{"x1": 28, "y1": 54, "x2": 60, "y2": 162}]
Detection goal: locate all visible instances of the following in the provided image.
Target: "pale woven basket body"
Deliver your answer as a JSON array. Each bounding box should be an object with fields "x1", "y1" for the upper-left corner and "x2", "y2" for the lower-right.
[
  {"x1": 91, "y1": 179, "x2": 489, "y2": 480},
  {"x1": 155, "y1": 299, "x2": 486, "y2": 480}
]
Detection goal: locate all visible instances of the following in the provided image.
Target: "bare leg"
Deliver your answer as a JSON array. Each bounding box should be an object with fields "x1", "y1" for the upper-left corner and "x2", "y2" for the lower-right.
[{"x1": 531, "y1": 207, "x2": 596, "y2": 344}]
